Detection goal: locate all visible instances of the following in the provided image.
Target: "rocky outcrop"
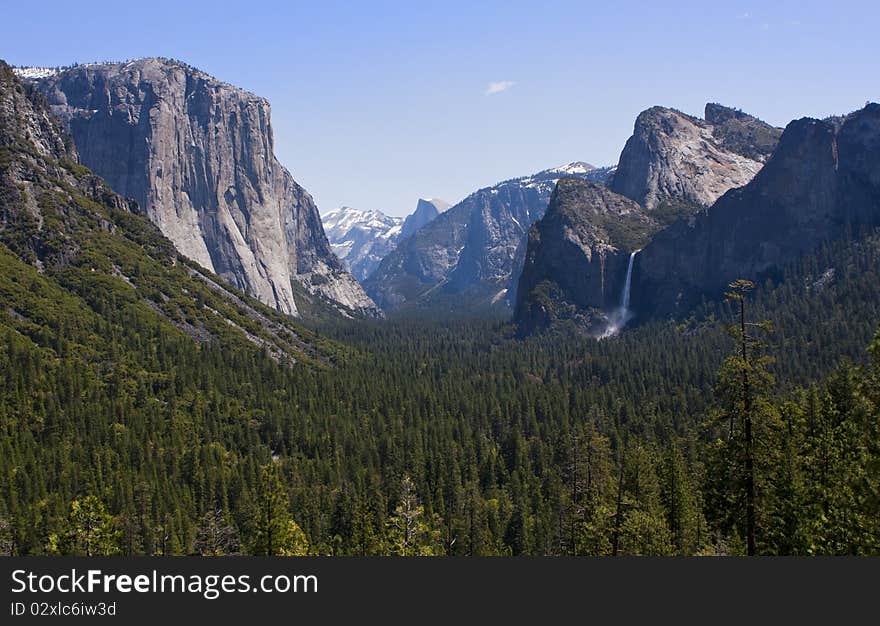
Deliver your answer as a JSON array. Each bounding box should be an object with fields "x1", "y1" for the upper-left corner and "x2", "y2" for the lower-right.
[
  {"x1": 18, "y1": 58, "x2": 378, "y2": 317},
  {"x1": 364, "y1": 162, "x2": 609, "y2": 311},
  {"x1": 0, "y1": 62, "x2": 134, "y2": 244},
  {"x1": 514, "y1": 179, "x2": 656, "y2": 333},
  {"x1": 610, "y1": 104, "x2": 781, "y2": 210},
  {"x1": 704, "y1": 103, "x2": 784, "y2": 161},
  {"x1": 633, "y1": 103, "x2": 880, "y2": 319},
  {"x1": 400, "y1": 198, "x2": 448, "y2": 241}
]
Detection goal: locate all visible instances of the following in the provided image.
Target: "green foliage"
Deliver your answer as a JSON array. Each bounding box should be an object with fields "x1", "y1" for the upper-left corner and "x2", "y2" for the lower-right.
[
  {"x1": 49, "y1": 496, "x2": 120, "y2": 556},
  {"x1": 652, "y1": 198, "x2": 702, "y2": 228},
  {"x1": 248, "y1": 464, "x2": 310, "y2": 556},
  {"x1": 384, "y1": 475, "x2": 441, "y2": 556}
]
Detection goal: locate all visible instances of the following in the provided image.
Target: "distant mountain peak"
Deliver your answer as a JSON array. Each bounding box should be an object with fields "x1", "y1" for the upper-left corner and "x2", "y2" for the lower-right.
[
  {"x1": 401, "y1": 198, "x2": 450, "y2": 241},
  {"x1": 322, "y1": 199, "x2": 447, "y2": 282},
  {"x1": 544, "y1": 161, "x2": 597, "y2": 176},
  {"x1": 364, "y1": 162, "x2": 612, "y2": 312}
]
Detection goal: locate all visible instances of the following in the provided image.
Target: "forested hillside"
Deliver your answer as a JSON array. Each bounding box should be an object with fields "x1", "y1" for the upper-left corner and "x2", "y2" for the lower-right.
[
  {"x1": 0, "y1": 60, "x2": 335, "y2": 556},
  {"x1": 2, "y1": 225, "x2": 878, "y2": 554}
]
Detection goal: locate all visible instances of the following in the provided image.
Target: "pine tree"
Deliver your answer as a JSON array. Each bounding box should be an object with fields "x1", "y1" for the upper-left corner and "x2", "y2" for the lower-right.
[
  {"x1": 707, "y1": 280, "x2": 778, "y2": 555},
  {"x1": 249, "y1": 464, "x2": 310, "y2": 556},
  {"x1": 385, "y1": 475, "x2": 440, "y2": 556},
  {"x1": 51, "y1": 496, "x2": 120, "y2": 556}
]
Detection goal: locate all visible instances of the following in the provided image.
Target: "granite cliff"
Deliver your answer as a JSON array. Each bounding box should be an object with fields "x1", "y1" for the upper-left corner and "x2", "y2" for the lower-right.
[
  {"x1": 634, "y1": 103, "x2": 880, "y2": 318},
  {"x1": 17, "y1": 58, "x2": 378, "y2": 317},
  {"x1": 610, "y1": 103, "x2": 781, "y2": 211}
]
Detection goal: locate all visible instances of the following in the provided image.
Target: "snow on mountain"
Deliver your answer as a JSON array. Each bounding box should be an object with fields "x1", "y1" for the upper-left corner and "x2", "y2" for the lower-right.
[
  {"x1": 510, "y1": 161, "x2": 616, "y2": 191},
  {"x1": 323, "y1": 199, "x2": 448, "y2": 282},
  {"x1": 322, "y1": 207, "x2": 404, "y2": 282},
  {"x1": 12, "y1": 67, "x2": 61, "y2": 80}
]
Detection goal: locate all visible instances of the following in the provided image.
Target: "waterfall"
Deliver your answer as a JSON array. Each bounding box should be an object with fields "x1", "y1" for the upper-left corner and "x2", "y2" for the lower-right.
[
  {"x1": 598, "y1": 249, "x2": 640, "y2": 339},
  {"x1": 620, "y1": 249, "x2": 639, "y2": 312}
]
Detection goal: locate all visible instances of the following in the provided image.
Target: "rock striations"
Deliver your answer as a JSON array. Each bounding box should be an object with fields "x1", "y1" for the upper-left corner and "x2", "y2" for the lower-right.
[
  {"x1": 610, "y1": 104, "x2": 781, "y2": 210},
  {"x1": 17, "y1": 58, "x2": 378, "y2": 318}
]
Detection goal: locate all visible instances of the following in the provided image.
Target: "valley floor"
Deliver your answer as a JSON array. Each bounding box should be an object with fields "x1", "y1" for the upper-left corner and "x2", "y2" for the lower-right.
[{"x1": 2, "y1": 231, "x2": 880, "y2": 555}]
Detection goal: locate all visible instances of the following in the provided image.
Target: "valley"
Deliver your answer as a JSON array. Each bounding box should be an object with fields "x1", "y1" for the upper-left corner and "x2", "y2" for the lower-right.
[{"x1": 1, "y1": 55, "x2": 879, "y2": 557}]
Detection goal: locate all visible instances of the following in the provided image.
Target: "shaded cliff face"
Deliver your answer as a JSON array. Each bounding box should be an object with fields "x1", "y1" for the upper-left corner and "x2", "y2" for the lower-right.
[
  {"x1": 610, "y1": 104, "x2": 781, "y2": 211},
  {"x1": 514, "y1": 179, "x2": 656, "y2": 333},
  {"x1": 21, "y1": 58, "x2": 378, "y2": 318},
  {"x1": 364, "y1": 162, "x2": 610, "y2": 311},
  {"x1": 634, "y1": 103, "x2": 880, "y2": 319}
]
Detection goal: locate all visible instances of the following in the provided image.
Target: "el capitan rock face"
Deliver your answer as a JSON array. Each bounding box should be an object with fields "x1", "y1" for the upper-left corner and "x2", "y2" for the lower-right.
[
  {"x1": 610, "y1": 104, "x2": 782, "y2": 211},
  {"x1": 633, "y1": 103, "x2": 880, "y2": 319},
  {"x1": 20, "y1": 58, "x2": 378, "y2": 317},
  {"x1": 0, "y1": 60, "x2": 326, "y2": 362}
]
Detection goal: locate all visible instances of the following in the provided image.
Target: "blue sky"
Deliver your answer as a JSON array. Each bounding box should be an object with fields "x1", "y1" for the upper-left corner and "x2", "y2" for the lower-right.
[{"x1": 4, "y1": 1, "x2": 878, "y2": 216}]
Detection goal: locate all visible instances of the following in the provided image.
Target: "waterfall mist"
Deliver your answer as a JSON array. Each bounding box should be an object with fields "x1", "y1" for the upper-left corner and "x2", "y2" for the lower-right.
[{"x1": 598, "y1": 249, "x2": 639, "y2": 339}]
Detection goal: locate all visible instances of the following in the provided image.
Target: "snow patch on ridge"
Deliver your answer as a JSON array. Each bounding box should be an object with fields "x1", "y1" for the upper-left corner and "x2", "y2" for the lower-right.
[{"x1": 13, "y1": 67, "x2": 61, "y2": 80}]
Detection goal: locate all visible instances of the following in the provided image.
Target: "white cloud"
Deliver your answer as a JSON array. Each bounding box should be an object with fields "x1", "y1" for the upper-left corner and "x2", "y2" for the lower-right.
[{"x1": 485, "y1": 80, "x2": 515, "y2": 96}]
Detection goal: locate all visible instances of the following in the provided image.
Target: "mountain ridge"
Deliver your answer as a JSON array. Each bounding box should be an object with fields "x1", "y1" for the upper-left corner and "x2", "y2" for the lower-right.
[{"x1": 363, "y1": 162, "x2": 613, "y2": 311}]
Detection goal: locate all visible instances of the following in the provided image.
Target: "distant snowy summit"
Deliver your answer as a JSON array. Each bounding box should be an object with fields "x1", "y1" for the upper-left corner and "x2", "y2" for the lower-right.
[
  {"x1": 323, "y1": 199, "x2": 448, "y2": 282},
  {"x1": 503, "y1": 161, "x2": 616, "y2": 194}
]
